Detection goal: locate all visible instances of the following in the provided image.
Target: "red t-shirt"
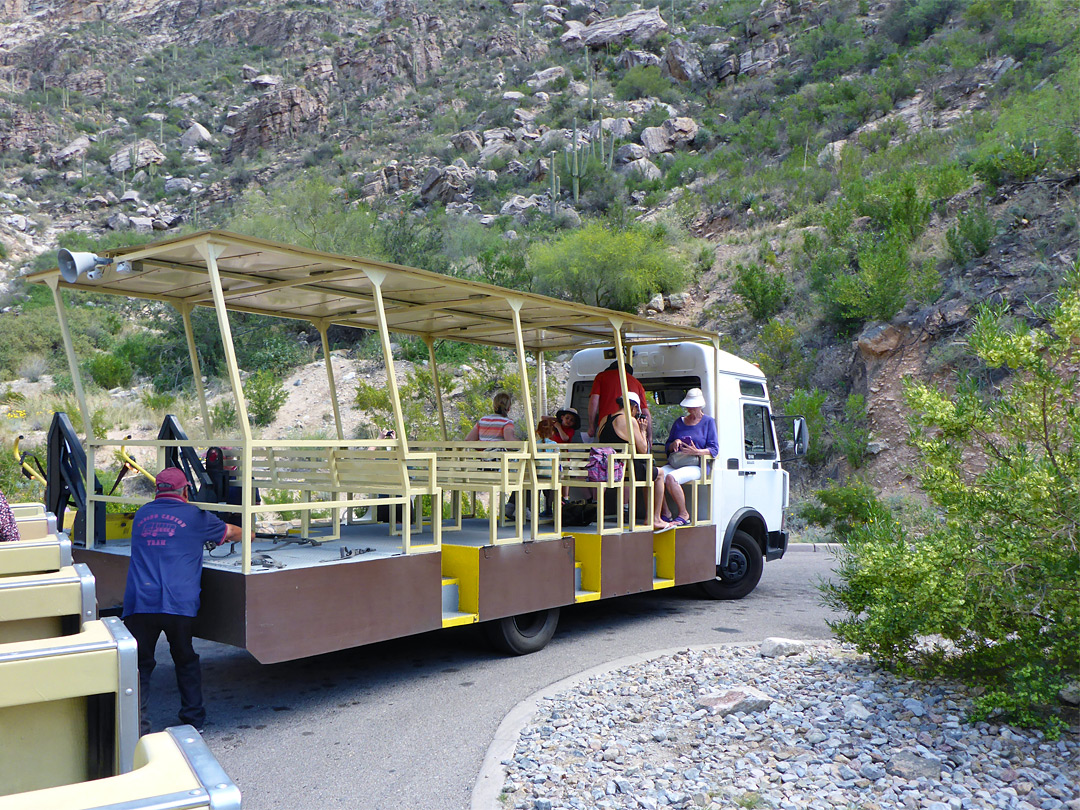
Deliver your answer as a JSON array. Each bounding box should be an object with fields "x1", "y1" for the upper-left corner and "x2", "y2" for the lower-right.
[{"x1": 589, "y1": 369, "x2": 647, "y2": 426}]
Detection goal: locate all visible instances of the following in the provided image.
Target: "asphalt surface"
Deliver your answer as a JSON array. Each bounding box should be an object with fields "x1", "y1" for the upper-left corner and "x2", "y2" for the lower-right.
[{"x1": 140, "y1": 546, "x2": 840, "y2": 810}]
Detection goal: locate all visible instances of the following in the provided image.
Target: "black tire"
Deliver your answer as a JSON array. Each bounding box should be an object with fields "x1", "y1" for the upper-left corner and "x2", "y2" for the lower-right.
[
  {"x1": 483, "y1": 607, "x2": 560, "y2": 655},
  {"x1": 699, "y1": 530, "x2": 764, "y2": 600}
]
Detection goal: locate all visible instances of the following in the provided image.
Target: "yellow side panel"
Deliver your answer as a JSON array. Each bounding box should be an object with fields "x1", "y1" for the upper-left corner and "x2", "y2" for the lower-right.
[
  {"x1": 0, "y1": 731, "x2": 204, "y2": 810},
  {"x1": 0, "y1": 616, "x2": 65, "y2": 645},
  {"x1": 441, "y1": 545, "x2": 480, "y2": 615},
  {"x1": 0, "y1": 648, "x2": 116, "y2": 710},
  {"x1": 0, "y1": 544, "x2": 63, "y2": 577},
  {"x1": 11, "y1": 518, "x2": 49, "y2": 540},
  {"x1": 0, "y1": 698, "x2": 89, "y2": 795},
  {"x1": 574, "y1": 533, "x2": 602, "y2": 594},
  {"x1": 653, "y1": 532, "x2": 676, "y2": 581},
  {"x1": 0, "y1": 582, "x2": 81, "y2": 622}
]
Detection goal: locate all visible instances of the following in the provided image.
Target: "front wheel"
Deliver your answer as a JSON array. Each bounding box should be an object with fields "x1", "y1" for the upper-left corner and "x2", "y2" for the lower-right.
[
  {"x1": 483, "y1": 607, "x2": 560, "y2": 655},
  {"x1": 699, "y1": 530, "x2": 763, "y2": 600}
]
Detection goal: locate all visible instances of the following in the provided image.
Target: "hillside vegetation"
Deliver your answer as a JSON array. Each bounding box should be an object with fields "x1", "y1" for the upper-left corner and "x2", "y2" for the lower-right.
[{"x1": 0, "y1": 0, "x2": 1077, "y2": 729}]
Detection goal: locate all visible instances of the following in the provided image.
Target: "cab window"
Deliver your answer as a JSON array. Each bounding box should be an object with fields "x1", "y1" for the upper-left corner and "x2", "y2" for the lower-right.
[{"x1": 743, "y1": 404, "x2": 776, "y2": 459}]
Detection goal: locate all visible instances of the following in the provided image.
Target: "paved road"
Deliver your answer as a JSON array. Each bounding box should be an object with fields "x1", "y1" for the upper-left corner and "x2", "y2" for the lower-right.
[{"x1": 142, "y1": 547, "x2": 839, "y2": 810}]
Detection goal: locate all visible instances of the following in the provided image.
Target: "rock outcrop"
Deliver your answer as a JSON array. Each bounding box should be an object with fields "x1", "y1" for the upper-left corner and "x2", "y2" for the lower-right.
[
  {"x1": 561, "y1": 8, "x2": 668, "y2": 51},
  {"x1": 223, "y1": 86, "x2": 327, "y2": 163}
]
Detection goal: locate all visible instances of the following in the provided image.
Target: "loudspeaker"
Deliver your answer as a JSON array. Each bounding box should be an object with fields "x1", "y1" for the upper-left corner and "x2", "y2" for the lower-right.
[{"x1": 58, "y1": 249, "x2": 111, "y2": 283}]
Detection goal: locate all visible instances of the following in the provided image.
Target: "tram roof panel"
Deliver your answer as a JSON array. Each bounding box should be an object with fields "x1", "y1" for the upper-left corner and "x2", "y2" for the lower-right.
[{"x1": 28, "y1": 230, "x2": 718, "y2": 352}]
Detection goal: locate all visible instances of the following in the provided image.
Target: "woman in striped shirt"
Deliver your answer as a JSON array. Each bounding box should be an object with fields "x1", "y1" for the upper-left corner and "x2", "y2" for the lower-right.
[{"x1": 465, "y1": 391, "x2": 518, "y2": 443}]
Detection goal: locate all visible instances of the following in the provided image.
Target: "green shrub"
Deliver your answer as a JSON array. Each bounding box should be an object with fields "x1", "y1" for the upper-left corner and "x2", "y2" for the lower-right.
[
  {"x1": 784, "y1": 388, "x2": 828, "y2": 465},
  {"x1": 799, "y1": 478, "x2": 891, "y2": 543},
  {"x1": 972, "y1": 141, "x2": 1047, "y2": 187},
  {"x1": 140, "y1": 388, "x2": 176, "y2": 413},
  {"x1": 615, "y1": 65, "x2": 678, "y2": 102},
  {"x1": 820, "y1": 273, "x2": 1080, "y2": 733},
  {"x1": 84, "y1": 352, "x2": 133, "y2": 390},
  {"x1": 244, "y1": 370, "x2": 288, "y2": 427},
  {"x1": 211, "y1": 400, "x2": 237, "y2": 432},
  {"x1": 731, "y1": 262, "x2": 787, "y2": 321},
  {"x1": 834, "y1": 393, "x2": 871, "y2": 469},
  {"x1": 946, "y1": 205, "x2": 997, "y2": 265}
]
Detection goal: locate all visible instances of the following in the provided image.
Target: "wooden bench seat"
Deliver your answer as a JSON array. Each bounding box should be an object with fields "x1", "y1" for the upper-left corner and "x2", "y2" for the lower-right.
[
  {"x1": 555, "y1": 444, "x2": 647, "y2": 534},
  {"x1": 0, "y1": 534, "x2": 73, "y2": 578}
]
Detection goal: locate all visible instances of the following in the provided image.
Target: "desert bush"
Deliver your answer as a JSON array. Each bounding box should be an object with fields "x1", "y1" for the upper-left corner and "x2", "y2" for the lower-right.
[
  {"x1": 244, "y1": 370, "x2": 288, "y2": 427},
  {"x1": 820, "y1": 272, "x2": 1080, "y2": 733},
  {"x1": 881, "y1": 0, "x2": 965, "y2": 45},
  {"x1": 834, "y1": 393, "x2": 871, "y2": 469},
  {"x1": 799, "y1": 478, "x2": 891, "y2": 543},
  {"x1": 731, "y1": 262, "x2": 787, "y2": 321},
  {"x1": 614, "y1": 65, "x2": 679, "y2": 103},
  {"x1": 946, "y1": 205, "x2": 997, "y2": 265},
  {"x1": 784, "y1": 388, "x2": 828, "y2": 466},
  {"x1": 753, "y1": 320, "x2": 813, "y2": 397},
  {"x1": 210, "y1": 400, "x2": 237, "y2": 432},
  {"x1": 529, "y1": 222, "x2": 686, "y2": 312},
  {"x1": 85, "y1": 352, "x2": 133, "y2": 390},
  {"x1": 140, "y1": 388, "x2": 176, "y2": 413},
  {"x1": 17, "y1": 354, "x2": 48, "y2": 383}
]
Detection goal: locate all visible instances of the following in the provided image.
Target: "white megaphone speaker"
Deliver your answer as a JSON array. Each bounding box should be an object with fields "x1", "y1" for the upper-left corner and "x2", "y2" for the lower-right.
[{"x1": 57, "y1": 249, "x2": 112, "y2": 283}]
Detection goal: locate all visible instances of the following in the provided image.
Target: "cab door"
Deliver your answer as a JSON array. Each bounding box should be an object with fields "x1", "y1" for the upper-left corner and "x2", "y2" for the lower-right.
[{"x1": 740, "y1": 400, "x2": 786, "y2": 532}]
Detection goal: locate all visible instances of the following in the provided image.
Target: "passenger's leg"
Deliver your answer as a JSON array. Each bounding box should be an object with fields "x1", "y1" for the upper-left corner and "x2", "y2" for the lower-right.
[
  {"x1": 667, "y1": 466, "x2": 702, "y2": 523},
  {"x1": 653, "y1": 469, "x2": 671, "y2": 530},
  {"x1": 123, "y1": 613, "x2": 162, "y2": 735},
  {"x1": 162, "y1": 614, "x2": 206, "y2": 730}
]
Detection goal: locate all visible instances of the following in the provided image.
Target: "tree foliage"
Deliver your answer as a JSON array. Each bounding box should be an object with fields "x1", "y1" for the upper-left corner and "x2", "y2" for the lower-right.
[
  {"x1": 529, "y1": 222, "x2": 686, "y2": 312},
  {"x1": 820, "y1": 270, "x2": 1080, "y2": 732}
]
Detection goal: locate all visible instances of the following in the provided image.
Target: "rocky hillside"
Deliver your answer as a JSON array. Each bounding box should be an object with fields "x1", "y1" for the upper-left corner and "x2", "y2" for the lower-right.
[{"x1": 0, "y1": 0, "x2": 1076, "y2": 496}]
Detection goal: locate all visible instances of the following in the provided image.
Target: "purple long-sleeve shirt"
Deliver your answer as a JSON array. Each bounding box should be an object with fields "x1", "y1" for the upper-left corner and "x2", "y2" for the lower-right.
[{"x1": 664, "y1": 415, "x2": 719, "y2": 457}]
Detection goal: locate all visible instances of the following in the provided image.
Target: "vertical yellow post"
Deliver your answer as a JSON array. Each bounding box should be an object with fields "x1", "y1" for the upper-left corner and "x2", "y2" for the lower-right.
[
  {"x1": 198, "y1": 239, "x2": 253, "y2": 574},
  {"x1": 180, "y1": 303, "x2": 213, "y2": 441},
  {"x1": 46, "y1": 277, "x2": 92, "y2": 438},
  {"x1": 365, "y1": 269, "x2": 411, "y2": 551},
  {"x1": 535, "y1": 350, "x2": 546, "y2": 419},
  {"x1": 423, "y1": 336, "x2": 448, "y2": 441},
  {"x1": 509, "y1": 299, "x2": 537, "y2": 539},
  {"x1": 46, "y1": 276, "x2": 96, "y2": 547},
  {"x1": 317, "y1": 320, "x2": 344, "y2": 534},
  {"x1": 611, "y1": 319, "x2": 648, "y2": 530}
]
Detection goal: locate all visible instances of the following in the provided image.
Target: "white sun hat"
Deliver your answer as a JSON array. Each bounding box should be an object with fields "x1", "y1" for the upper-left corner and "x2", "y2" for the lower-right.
[{"x1": 680, "y1": 388, "x2": 706, "y2": 408}]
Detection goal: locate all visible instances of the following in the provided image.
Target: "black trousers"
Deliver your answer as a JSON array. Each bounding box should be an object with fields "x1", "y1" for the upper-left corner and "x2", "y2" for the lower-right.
[{"x1": 124, "y1": 612, "x2": 205, "y2": 733}]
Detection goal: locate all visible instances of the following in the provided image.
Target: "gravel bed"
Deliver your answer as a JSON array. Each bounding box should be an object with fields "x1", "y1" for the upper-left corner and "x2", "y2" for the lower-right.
[{"x1": 499, "y1": 642, "x2": 1079, "y2": 810}]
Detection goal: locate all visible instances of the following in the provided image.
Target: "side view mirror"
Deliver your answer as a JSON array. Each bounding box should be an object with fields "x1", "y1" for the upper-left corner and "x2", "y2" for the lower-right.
[{"x1": 772, "y1": 414, "x2": 809, "y2": 462}]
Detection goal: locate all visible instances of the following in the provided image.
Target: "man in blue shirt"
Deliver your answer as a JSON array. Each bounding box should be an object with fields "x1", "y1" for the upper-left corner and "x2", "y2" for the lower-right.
[{"x1": 123, "y1": 467, "x2": 243, "y2": 733}]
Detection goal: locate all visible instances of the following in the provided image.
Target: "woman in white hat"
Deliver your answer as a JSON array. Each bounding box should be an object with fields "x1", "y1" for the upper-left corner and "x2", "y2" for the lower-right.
[{"x1": 659, "y1": 388, "x2": 718, "y2": 526}]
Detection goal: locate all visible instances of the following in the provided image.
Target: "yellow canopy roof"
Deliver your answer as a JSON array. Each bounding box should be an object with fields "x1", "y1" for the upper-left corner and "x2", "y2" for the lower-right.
[{"x1": 28, "y1": 230, "x2": 717, "y2": 353}]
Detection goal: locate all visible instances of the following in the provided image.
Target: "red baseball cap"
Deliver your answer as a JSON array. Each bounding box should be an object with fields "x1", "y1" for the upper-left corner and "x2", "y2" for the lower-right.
[{"x1": 156, "y1": 467, "x2": 189, "y2": 493}]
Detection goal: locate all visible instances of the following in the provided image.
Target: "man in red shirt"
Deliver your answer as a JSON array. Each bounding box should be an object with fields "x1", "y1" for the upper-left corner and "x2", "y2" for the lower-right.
[{"x1": 588, "y1": 361, "x2": 650, "y2": 442}]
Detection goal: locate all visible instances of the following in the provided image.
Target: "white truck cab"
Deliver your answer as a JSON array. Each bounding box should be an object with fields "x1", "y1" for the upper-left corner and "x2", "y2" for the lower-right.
[{"x1": 565, "y1": 342, "x2": 805, "y2": 598}]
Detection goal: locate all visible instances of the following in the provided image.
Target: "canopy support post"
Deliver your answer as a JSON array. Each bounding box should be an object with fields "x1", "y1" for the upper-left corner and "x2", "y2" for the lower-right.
[
  {"x1": 197, "y1": 239, "x2": 253, "y2": 574},
  {"x1": 423, "y1": 336, "x2": 448, "y2": 441},
  {"x1": 509, "y1": 299, "x2": 538, "y2": 539},
  {"x1": 179, "y1": 302, "x2": 213, "y2": 441}
]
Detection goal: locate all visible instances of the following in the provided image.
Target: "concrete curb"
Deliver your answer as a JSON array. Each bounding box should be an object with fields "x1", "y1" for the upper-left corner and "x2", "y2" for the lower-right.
[
  {"x1": 469, "y1": 639, "x2": 837, "y2": 810},
  {"x1": 786, "y1": 542, "x2": 842, "y2": 552}
]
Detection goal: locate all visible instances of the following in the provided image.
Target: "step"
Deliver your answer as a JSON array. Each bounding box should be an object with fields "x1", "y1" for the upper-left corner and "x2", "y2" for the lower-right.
[
  {"x1": 441, "y1": 610, "x2": 479, "y2": 628},
  {"x1": 652, "y1": 577, "x2": 675, "y2": 590},
  {"x1": 441, "y1": 577, "x2": 459, "y2": 614},
  {"x1": 574, "y1": 588, "x2": 602, "y2": 603}
]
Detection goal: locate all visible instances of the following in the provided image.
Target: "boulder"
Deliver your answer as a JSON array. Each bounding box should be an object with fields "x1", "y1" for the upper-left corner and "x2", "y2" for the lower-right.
[
  {"x1": 478, "y1": 140, "x2": 518, "y2": 167},
  {"x1": 129, "y1": 216, "x2": 155, "y2": 233},
  {"x1": 109, "y1": 140, "x2": 165, "y2": 174},
  {"x1": 615, "y1": 50, "x2": 663, "y2": 70},
  {"x1": 419, "y1": 165, "x2": 471, "y2": 204},
  {"x1": 646, "y1": 294, "x2": 665, "y2": 313},
  {"x1": 667, "y1": 293, "x2": 691, "y2": 309},
  {"x1": 760, "y1": 637, "x2": 807, "y2": 657},
  {"x1": 106, "y1": 212, "x2": 132, "y2": 231},
  {"x1": 615, "y1": 143, "x2": 649, "y2": 164},
  {"x1": 168, "y1": 93, "x2": 200, "y2": 109},
  {"x1": 526, "y1": 66, "x2": 567, "y2": 89},
  {"x1": 51, "y1": 135, "x2": 91, "y2": 167},
  {"x1": 249, "y1": 74, "x2": 283, "y2": 89},
  {"x1": 450, "y1": 131, "x2": 483, "y2": 153},
  {"x1": 561, "y1": 8, "x2": 669, "y2": 50},
  {"x1": 180, "y1": 122, "x2": 212, "y2": 150},
  {"x1": 640, "y1": 117, "x2": 698, "y2": 155},
  {"x1": 590, "y1": 118, "x2": 634, "y2": 142},
  {"x1": 664, "y1": 39, "x2": 706, "y2": 85},
  {"x1": 500, "y1": 194, "x2": 543, "y2": 222},
  {"x1": 697, "y1": 686, "x2": 772, "y2": 716},
  {"x1": 164, "y1": 177, "x2": 194, "y2": 195},
  {"x1": 63, "y1": 69, "x2": 107, "y2": 97},
  {"x1": 620, "y1": 157, "x2": 661, "y2": 181}
]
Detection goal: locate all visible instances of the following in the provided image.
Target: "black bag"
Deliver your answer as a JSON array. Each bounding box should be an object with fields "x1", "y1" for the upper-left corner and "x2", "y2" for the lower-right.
[{"x1": 561, "y1": 500, "x2": 597, "y2": 527}]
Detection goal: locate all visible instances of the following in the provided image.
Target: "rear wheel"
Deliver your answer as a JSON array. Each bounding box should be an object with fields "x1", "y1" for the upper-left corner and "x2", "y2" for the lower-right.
[
  {"x1": 699, "y1": 530, "x2": 763, "y2": 600},
  {"x1": 483, "y1": 607, "x2": 560, "y2": 655}
]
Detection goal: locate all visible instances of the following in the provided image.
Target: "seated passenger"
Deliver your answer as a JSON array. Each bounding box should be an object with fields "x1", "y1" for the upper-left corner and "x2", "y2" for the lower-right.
[
  {"x1": 595, "y1": 392, "x2": 671, "y2": 531},
  {"x1": 465, "y1": 391, "x2": 518, "y2": 443},
  {"x1": 551, "y1": 407, "x2": 581, "y2": 443},
  {"x1": 659, "y1": 388, "x2": 718, "y2": 526}
]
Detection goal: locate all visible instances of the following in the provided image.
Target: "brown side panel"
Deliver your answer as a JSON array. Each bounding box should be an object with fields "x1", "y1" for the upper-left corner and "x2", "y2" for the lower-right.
[
  {"x1": 674, "y1": 525, "x2": 718, "y2": 585},
  {"x1": 194, "y1": 568, "x2": 248, "y2": 649},
  {"x1": 600, "y1": 531, "x2": 655, "y2": 598},
  {"x1": 72, "y1": 548, "x2": 129, "y2": 611},
  {"x1": 242, "y1": 554, "x2": 444, "y2": 664},
  {"x1": 477, "y1": 538, "x2": 576, "y2": 621}
]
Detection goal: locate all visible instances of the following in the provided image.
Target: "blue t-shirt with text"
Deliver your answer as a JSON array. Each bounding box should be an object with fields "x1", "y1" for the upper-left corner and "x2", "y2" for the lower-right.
[{"x1": 123, "y1": 496, "x2": 227, "y2": 618}]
